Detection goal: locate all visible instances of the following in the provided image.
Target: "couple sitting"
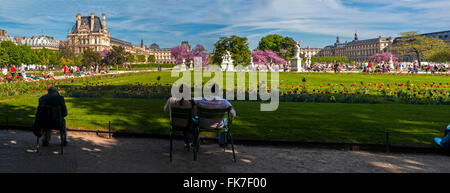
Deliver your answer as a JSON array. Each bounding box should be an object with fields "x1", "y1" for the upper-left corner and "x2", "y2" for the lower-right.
[{"x1": 164, "y1": 84, "x2": 236, "y2": 150}]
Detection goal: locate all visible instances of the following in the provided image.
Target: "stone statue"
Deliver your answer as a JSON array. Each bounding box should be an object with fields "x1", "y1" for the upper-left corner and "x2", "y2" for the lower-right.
[
  {"x1": 294, "y1": 40, "x2": 303, "y2": 59},
  {"x1": 290, "y1": 40, "x2": 303, "y2": 72},
  {"x1": 221, "y1": 50, "x2": 234, "y2": 71}
]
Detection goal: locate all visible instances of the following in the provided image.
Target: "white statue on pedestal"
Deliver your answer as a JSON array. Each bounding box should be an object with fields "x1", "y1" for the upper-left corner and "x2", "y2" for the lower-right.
[
  {"x1": 291, "y1": 40, "x2": 303, "y2": 72},
  {"x1": 250, "y1": 56, "x2": 255, "y2": 71},
  {"x1": 221, "y1": 50, "x2": 234, "y2": 71},
  {"x1": 180, "y1": 58, "x2": 187, "y2": 71},
  {"x1": 388, "y1": 54, "x2": 394, "y2": 70}
]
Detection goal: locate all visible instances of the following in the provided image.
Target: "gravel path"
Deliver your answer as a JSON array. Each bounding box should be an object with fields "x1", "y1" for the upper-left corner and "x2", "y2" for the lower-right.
[{"x1": 1, "y1": 129, "x2": 449, "y2": 173}]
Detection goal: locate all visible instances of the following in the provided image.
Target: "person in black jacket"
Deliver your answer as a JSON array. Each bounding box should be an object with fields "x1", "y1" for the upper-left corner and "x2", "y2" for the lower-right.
[{"x1": 38, "y1": 87, "x2": 68, "y2": 146}]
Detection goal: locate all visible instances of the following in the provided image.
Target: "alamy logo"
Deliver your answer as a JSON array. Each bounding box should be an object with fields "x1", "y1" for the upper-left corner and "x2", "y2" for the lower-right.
[{"x1": 171, "y1": 57, "x2": 279, "y2": 111}]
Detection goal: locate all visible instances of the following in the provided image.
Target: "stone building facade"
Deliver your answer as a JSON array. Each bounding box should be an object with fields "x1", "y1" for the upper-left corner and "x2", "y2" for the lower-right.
[
  {"x1": 317, "y1": 33, "x2": 394, "y2": 62},
  {"x1": 67, "y1": 13, "x2": 111, "y2": 54},
  {"x1": 0, "y1": 29, "x2": 61, "y2": 50},
  {"x1": 300, "y1": 46, "x2": 321, "y2": 58},
  {"x1": 147, "y1": 43, "x2": 176, "y2": 64},
  {"x1": 0, "y1": 29, "x2": 7, "y2": 37}
]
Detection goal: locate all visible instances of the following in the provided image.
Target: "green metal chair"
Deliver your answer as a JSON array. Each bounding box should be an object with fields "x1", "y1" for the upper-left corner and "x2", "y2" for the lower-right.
[
  {"x1": 193, "y1": 106, "x2": 236, "y2": 162},
  {"x1": 169, "y1": 107, "x2": 194, "y2": 162},
  {"x1": 35, "y1": 105, "x2": 65, "y2": 155}
]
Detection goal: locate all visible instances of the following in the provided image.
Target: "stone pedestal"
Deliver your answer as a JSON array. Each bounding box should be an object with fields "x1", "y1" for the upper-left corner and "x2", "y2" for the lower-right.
[
  {"x1": 290, "y1": 57, "x2": 302, "y2": 72},
  {"x1": 180, "y1": 64, "x2": 187, "y2": 71}
]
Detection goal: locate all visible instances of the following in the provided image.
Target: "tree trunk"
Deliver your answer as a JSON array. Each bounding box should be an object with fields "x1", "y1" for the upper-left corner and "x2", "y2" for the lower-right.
[{"x1": 415, "y1": 50, "x2": 421, "y2": 67}]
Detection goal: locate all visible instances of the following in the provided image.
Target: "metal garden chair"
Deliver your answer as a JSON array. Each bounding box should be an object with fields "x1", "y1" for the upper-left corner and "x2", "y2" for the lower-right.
[
  {"x1": 35, "y1": 105, "x2": 65, "y2": 155},
  {"x1": 193, "y1": 106, "x2": 236, "y2": 162},
  {"x1": 169, "y1": 107, "x2": 194, "y2": 162}
]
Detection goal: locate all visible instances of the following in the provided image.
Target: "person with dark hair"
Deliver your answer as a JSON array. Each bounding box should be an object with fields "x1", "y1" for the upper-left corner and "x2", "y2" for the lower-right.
[
  {"x1": 37, "y1": 87, "x2": 68, "y2": 146},
  {"x1": 164, "y1": 84, "x2": 194, "y2": 150}
]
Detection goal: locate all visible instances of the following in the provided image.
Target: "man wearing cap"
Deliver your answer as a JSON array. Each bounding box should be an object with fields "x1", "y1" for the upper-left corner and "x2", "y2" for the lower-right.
[{"x1": 38, "y1": 87, "x2": 68, "y2": 146}]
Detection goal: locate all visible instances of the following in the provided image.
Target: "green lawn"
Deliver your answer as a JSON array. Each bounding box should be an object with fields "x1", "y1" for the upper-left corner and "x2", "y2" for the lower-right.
[
  {"x1": 1, "y1": 95, "x2": 448, "y2": 146},
  {"x1": 1, "y1": 71, "x2": 449, "y2": 146}
]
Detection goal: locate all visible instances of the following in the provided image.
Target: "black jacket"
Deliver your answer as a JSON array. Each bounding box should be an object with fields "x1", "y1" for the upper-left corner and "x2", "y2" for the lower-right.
[{"x1": 38, "y1": 93, "x2": 68, "y2": 117}]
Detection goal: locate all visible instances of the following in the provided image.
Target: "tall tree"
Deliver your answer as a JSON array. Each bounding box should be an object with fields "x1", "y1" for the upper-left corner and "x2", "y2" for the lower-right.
[
  {"x1": 127, "y1": 54, "x2": 136, "y2": 63},
  {"x1": 0, "y1": 47, "x2": 9, "y2": 66},
  {"x1": 257, "y1": 34, "x2": 297, "y2": 61},
  {"x1": 390, "y1": 31, "x2": 447, "y2": 66},
  {"x1": 171, "y1": 45, "x2": 193, "y2": 64},
  {"x1": 427, "y1": 47, "x2": 450, "y2": 63},
  {"x1": 147, "y1": 55, "x2": 156, "y2": 63},
  {"x1": 137, "y1": 55, "x2": 146, "y2": 63},
  {"x1": 81, "y1": 48, "x2": 102, "y2": 66},
  {"x1": 212, "y1": 35, "x2": 251, "y2": 65},
  {"x1": 106, "y1": 46, "x2": 127, "y2": 65},
  {"x1": 1, "y1": 41, "x2": 22, "y2": 66}
]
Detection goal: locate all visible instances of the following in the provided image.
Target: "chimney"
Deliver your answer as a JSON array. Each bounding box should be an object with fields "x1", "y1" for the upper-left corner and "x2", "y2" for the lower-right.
[
  {"x1": 90, "y1": 13, "x2": 95, "y2": 31},
  {"x1": 102, "y1": 13, "x2": 106, "y2": 31},
  {"x1": 76, "y1": 13, "x2": 81, "y2": 30}
]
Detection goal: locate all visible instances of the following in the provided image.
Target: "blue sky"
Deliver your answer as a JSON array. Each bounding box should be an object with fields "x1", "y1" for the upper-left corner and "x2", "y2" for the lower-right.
[{"x1": 0, "y1": 0, "x2": 449, "y2": 52}]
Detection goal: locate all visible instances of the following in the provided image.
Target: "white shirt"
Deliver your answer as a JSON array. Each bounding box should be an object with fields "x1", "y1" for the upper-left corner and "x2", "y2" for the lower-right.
[{"x1": 194, "y1": 96, "x2": 236, "y2": 129}]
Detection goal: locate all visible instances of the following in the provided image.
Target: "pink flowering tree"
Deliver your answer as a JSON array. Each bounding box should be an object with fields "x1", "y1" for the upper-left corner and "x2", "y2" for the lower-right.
[
  {"x1": 368, "y1": 52, "x2": 397, "y2": 63},
  {"x1": 193, "y1": 44, "x2": 209, "y2": 66},
  {"x1": 171, "y1": 45, "x2": 188, "y2": 64},
  {"x1": 252, "y1": 50, "x2": 286, "y2": 65},
  {"x1": 171, "y1": 44, "x2": 209, "y2": 65}
]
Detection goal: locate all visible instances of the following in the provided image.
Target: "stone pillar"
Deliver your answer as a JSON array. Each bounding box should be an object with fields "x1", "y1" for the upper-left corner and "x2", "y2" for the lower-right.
[
  {"x1": 90, "y1": 13, "x2": 95, "y2": 32},
  {"x1": 102, "y1": 13, "x2": 106, "y2": 32},
  {"x1": 76, "y1": 13, "x2": 81, "y2": 30}
]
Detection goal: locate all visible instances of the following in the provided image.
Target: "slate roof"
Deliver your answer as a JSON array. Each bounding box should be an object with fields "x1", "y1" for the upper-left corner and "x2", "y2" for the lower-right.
[{"x1": 71, "y1": 16, "x2": 103, "y2": 33}]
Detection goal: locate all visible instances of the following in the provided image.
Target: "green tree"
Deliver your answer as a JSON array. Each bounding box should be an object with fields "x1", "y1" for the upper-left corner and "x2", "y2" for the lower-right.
[
  {"x1": 106, "y1": 46, "x2": 127, "y2": 65},
  {"x1": 81, "y1": 48, "x2": 102, "y2": 66},
  {"x1": 137, "y1": 54, "x2": 146, "y2": 63},
  {"x1": 390, "y1": 31, "x2": 447, "y2": 66},
  {"x1": 19, "y1": 45, "x2": 33, "y2": 65},
  {"x1": 127, "y1": 54, "x2": 136, "y2": 63},
  {"x1": 0, "y1": 47, "x2": 9, "y2": 66},
  {"x1": 212, "y1": 35, "x2": 251, "y2": 65},
  {"x1": 148, "y1": 55, "x2": 156, "y2": 63},
  {"x1": 1, "y1": 41, "x2": 22, "y2": 66},
  {"x1": 427, "y1": 47, "x2": 450, "y2": 63},
  {"x1": 257, "y1": 34, "x2": 297, "y2": 61}
]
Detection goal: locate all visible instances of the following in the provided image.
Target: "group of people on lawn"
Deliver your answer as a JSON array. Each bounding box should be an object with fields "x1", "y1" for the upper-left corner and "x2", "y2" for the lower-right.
[{"x1": 2, "y1": 65, "x2": 55, "y2": 82}]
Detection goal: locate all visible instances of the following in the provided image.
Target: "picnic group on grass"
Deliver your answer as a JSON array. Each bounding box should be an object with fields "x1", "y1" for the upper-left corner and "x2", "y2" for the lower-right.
[{"x1": 1, "y1": 64, "x2": 114, "y2": 83}]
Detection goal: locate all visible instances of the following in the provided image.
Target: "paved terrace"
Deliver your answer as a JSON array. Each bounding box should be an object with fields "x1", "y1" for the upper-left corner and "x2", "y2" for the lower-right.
[{"x1": 1, "y1": 129, "x2": 450, "y2": 173}]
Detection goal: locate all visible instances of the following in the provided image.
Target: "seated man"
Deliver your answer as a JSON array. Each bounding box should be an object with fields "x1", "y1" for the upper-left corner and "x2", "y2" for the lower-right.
[
  {"x1": 434, "y1": 124, "x2": 450, "y2": 149},
  {"x1": 164, "y1": 84, "x2": 194, "y2": 150},
  {"x1": 38, "y1": 87, "x2": 68, "y2": 146},
  {"x1": 194, "y1": 84, "x2": 236, "y2": 129}
]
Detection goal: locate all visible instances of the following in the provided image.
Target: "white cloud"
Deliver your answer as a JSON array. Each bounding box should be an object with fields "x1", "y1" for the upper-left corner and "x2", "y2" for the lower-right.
[{"x1": 0, "y1": 0, "x2": 448, "y2": 50}]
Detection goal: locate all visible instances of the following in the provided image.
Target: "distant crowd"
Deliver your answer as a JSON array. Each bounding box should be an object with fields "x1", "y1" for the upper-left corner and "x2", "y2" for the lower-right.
[
  {"x1": 0, "y1": 64, "x2": 116, "y2": 83},
  {"x1": 248, "y1": 61, "x2": 448, "y2": 74}
]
